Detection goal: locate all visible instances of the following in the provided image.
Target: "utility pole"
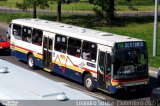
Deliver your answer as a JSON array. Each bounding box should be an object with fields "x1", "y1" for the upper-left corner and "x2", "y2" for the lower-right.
[{"x1": 153, "y1": 0, "x2": 159, "y2": 56}]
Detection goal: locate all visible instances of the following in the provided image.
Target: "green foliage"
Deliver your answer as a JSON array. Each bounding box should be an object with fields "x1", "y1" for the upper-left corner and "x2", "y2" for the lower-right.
[
  {"x1": 16, "y1": 0, "x2": 49, "y2": 10},
  {"x1": 16, "y1": 0, "x2": 27, "y2": 11},
  {"x1": 34, "y1": 0, "x2": 49, "y2": 9},
  {"x1": 89, "y1": 0, "x2": 115, "y2": 24},
  {"x1": 0, "y1": 0, "x2": 158, "y2": 11},
  {"x1": 116, "y1": 0, "x2": 155, "y2": 6},
  {"x1": 88, "y1": 0, "x2": 133, "y2": 24},
  {"x1": 16, "y1": 0, "x2": 49, "y2": 18}
]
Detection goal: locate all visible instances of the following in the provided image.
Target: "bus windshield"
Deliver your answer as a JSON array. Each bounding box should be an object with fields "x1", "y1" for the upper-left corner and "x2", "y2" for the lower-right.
[{"x1": 113, "y1": 44, "x2": 148, "y2": 80}]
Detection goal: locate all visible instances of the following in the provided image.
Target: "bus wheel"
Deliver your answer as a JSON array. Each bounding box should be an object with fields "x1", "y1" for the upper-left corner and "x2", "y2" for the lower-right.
[
  {"x1": 84, "y1": 74, "x2": 94, "y2": 92},
  {"x1": 28, "y1": 55, "x2": 35, "y2": 69}
]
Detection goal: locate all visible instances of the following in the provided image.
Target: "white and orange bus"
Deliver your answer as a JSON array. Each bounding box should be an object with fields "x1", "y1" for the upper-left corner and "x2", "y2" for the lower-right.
[{"x1": 10, "y1": 18, "x2": 149, "y2": 94}]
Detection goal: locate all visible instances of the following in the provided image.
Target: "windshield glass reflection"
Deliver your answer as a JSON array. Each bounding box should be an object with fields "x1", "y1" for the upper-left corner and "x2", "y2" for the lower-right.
[{"x1": 113, "y1": 48, "x2": 148, "y2": 79}]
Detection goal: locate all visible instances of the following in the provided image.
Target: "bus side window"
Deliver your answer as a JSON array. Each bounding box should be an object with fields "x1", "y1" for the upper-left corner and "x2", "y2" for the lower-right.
[
  {"x1": 82, "y1": 41, "x2": 97, "y2": 62},
  {"x1": 32, "y1": 29, "x2": 43, "y2": 46},
  {"x1": 54, "y1": 34, "x2": 67, "y2": 53},
  {"x1": 67, "y1": 37, "x2": 81, "y2": 58},
  {"x1": 12, "y1": 24, "x2": 22, "y2": 40},
  {"x1": 22, "y1": 27, "x2": 32, "y2": 43}
]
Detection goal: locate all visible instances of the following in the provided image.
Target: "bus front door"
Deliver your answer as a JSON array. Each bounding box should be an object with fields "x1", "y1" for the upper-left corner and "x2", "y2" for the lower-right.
[
  {"x1": 43, "y1": 34, "x2": 53, "y2": 71},
  {"x1": 97, "y1": 49, "x2": 111, "y2": 92}
]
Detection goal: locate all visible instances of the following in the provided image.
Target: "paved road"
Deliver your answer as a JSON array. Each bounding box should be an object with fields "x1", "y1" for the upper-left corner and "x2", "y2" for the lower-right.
[
  {"x1": 0, "y1": 7, "x2": 159, "y2": 17},
  {"x1": 0, "y1": 24, "x2": 158, "y2": 104}
]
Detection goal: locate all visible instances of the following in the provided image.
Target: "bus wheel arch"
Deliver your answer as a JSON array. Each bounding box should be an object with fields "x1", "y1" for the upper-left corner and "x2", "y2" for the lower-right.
[
  {"x1": 27, "y1": 53, "x2": 35, "y2": 70},
  {"x1": 83, "y1": 71, "x2": 94, "y2": 92}
]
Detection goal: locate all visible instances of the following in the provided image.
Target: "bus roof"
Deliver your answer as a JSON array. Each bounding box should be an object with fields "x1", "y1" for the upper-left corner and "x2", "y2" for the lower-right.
[{"x1": 11, "y1": 18, "x2": 144, "y2": 47}]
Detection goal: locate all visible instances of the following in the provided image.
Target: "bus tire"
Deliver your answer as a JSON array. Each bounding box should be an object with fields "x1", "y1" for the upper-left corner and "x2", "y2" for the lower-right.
[
  {"x1": 28, "y1": 55, "x2": 35, "y2": 70},
  {"x1": 84, "y1": 74, "x2": 94, "y2": 92}
]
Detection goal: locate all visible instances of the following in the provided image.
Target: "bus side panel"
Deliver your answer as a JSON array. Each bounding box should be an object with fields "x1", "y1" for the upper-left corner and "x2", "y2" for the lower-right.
[
  {"x1": 10, "y1": 47, "x2": 16, "y2": 57},
  {"x1": 10, "y1": 40, "x2": 29, "y2": 61},
  {"x1": 14, "y1": 50, "x2": 28, "y2": 61},
  {"x1": 10, "y1": 45, "x2": 28, "y2": 61},
  {"x1": 10, "y1": 41, "x2": 28, "y2": 61},
  {"x1": 53, "y1": 63, "x2": 83, "y2": 83},
  {"x1": 11, "y1": 44, "x2": 44, "y2": 68},
  {"x1": 65, "y1": 67, "x2": 83, "y2": 83},
  {"x1": 52, "y1": 52, "x2": 98, "y2": 85},
  {"x1": 53, "y1": 64, "x2": 64, "y2": 76},
  {"x1": 34, "y1": 57, "x2": 44, "y2": 68}
]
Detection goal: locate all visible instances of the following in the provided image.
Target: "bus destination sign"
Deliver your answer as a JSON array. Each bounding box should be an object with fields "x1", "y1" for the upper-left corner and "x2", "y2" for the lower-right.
[{"x1": 116, "y1": 41, "x2": 145, "y2": 50}]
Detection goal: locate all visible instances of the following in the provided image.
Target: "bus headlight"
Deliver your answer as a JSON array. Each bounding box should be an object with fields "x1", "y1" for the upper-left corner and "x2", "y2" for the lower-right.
[
  {"x1": 144, "y1": 81, "x2": 148, "y2": 84},
  {"x1": 0, "y1": 46, "x2": 2, "y2": 49}
]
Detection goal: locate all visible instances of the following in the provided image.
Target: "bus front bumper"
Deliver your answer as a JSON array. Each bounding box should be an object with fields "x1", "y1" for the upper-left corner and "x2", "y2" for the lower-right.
[{"x1": 111, "y1": 78, "x2": 149, "y2": 91}]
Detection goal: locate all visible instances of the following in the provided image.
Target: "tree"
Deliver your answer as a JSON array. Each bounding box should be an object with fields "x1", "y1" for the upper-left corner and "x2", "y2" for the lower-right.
[
  {"x1": 0, "y1": 0, "x2": 7, "y2": 5},
  {"x1": 89, "y1": 0, "x2": 133, "y2": 24},
  {"x1": 17, "y1": 0, "x2": 79, "y2": 21},
  {"x1": 16, "y1": 0, "x2": 49, "y2": 18},
  {"x1": 56, "y1": 0, "x2": 79, "y2": 22},
  {"x1": 89, "y1": 0, "x2": 115, "y2": 24}
]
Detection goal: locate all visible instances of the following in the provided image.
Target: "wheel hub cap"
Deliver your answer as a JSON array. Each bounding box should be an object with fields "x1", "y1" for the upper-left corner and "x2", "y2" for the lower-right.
[
  {"x1": 29, "y1": 58, "x2": 33, "y2": 67},
  {"x1": 86, "y1": 78, "x2": 92, "y2": 88}
]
